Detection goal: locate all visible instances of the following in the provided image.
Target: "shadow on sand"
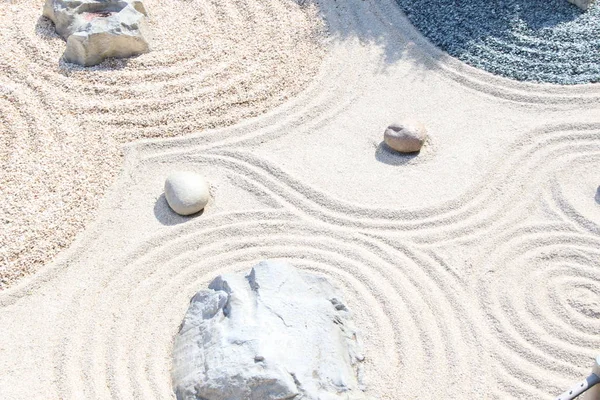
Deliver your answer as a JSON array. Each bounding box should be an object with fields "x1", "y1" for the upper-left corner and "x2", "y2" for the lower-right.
[
  {"x1": 153, "y1": 193, "x2": 204, "y2": 226},
  {"x1": 374, "y1": 141, "x2": 422, "y2": 166},
  {"x1": 35, "y1": 16, "x2": 61, "y2": 40},
  {"x1": 304, "y1": 0, "x2": 440, "y2": 76}
]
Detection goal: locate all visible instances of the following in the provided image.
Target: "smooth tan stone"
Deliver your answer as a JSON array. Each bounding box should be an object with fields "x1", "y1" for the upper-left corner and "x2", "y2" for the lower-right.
[{"x1": 383, "y1": 120, "x2": 428, "y2": 153}]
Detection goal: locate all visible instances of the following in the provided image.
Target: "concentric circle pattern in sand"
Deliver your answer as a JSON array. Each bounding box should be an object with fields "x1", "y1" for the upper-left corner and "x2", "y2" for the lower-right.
[
  {"x1": 51, "y1": 215, "x2": 484, "y2": 398},
  {"x1": 1, "y1": 0, "x2": 600, "y2": 399},
  {"x1": 0, "y1": 0, "x2": 325, "y2": 288},
  {"x1": 479, "y1": 227, "x2": 600, "y2": 398}
]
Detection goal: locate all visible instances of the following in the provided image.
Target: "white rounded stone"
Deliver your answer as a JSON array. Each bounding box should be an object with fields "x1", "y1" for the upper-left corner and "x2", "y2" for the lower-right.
[
  {"x1": 164, "y1": 171, "x2": 210, "y2": 216},
  {"x1": 383, "y1": 119, "x2": 428, "y2": 153}
]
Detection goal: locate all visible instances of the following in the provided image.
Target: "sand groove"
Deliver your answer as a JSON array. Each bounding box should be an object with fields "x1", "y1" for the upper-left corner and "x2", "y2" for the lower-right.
[
  {"x1": 128, "y1": 123, "x2": 600, "y2": 245},
  {"x1": 51, "y1": 215, "x2": 484, "y2": 399},
  {"x1": 0, "y1": 0, "x2": 326, "y2": 288},
  {"x1": 319, "y1": 0, "x2": 600, "y2": 104},
  {"x1": 1, "y1": 0, "x2": 600, "y2": 399},
  {"x1": 478, "y1": 226, "x2": 600, "y2": 398}
]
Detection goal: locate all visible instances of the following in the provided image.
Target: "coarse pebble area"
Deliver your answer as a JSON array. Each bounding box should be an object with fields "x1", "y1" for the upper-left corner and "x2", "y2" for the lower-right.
[
  {"x1": 0, "y1": 0, "x2": 326, "y2": 289},
  {"x1": 395, "y1": 0, "x2": 600, "y2": 85}
]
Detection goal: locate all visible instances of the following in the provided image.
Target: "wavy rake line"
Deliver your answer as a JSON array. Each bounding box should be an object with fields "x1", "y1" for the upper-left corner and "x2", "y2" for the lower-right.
[
  {"x1": 430, "y1": 127, "x2": 600, "y2": 245},
  {"x1": 49, "y1": 210, "x2": 293, "y2": 398},
  {"x1": 545, "y1": 152, "x2": 600, "y2": 236},
  {"x1": 6, "y1": 0, "x2": 325, "y2": 139},
  {"x1": 281, "y1": 124, "x2": 600, "y2": 240},
  {"x1": 478, "y1": 224, "x2": 600, "y2": 398},
  {"x1": 51, "y1": 215, "x2": 480, "y2": 398},
  {"x1": 204, "y1": 150, "x2": 498, "y2": 234},
  {"x1": 68, "y1": 62, "x2": 234, "y2": 103},
  {"x1": 134, "y1": 71, "x2": 356, "y2": 145},
  {"x1": 131, "y1": 45, "x2": 367, "y2": 158},
  {"x1": 93, "y1": 67, "x2": 340, "y2": 142},
  {"x1": 118, "y1": 235, "x2": 476, "y2": 398},
  {"x1": 146, "y1": 126, "x2": 600, "y2": 243},
  {"x1": 77, "y1": 73, "x2": 283, "y2": 128},
  {"x1": 135, "y1": 115, "x2": 598, "y2": 225}
]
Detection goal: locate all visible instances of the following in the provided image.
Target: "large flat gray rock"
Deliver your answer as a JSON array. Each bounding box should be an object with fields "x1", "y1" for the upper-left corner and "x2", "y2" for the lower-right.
[
  {"x1": 42, "y1": 0, "x2": 149, "y2": 66},
  {"x1": 172, "y1": 261, "x2": 367, "y2": 400}
]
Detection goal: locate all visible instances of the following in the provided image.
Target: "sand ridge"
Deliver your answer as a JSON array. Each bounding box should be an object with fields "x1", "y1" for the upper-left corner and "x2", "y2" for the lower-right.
[
  {"x1": 0, "y1": 0, "x2": 325, "y2": 288},
  {"x1": 1, "y1": 0, "x2": 600, "y2": 399}
]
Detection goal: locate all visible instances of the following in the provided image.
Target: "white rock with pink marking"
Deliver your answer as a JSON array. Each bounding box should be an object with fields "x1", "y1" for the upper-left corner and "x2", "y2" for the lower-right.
[{"x1": 42, "y1": 0, "x2": 149, "y2": 66}]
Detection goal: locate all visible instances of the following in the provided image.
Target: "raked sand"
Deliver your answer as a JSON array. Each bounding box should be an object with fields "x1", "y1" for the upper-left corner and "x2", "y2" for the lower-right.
[
  {"x1": 1, "y1": 0, "x2": 600, "y2": 399},
  {"x1": 0, "y1": 0, "x2": 325, "y2": 288}
]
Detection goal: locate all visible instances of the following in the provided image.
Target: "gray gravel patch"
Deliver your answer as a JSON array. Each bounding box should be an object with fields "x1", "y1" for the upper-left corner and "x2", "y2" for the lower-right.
[{"x1": 395, "y1": 0, "x2": 600, "y2": 85}]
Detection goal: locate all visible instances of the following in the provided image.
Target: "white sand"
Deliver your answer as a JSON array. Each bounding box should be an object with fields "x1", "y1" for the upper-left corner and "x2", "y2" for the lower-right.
[
  {"x1": 0, "y1": 0, "x2": 325, "y2": 288},
  {"x1": 1, "y1": 0, "x2": 600, "y2": 399}
]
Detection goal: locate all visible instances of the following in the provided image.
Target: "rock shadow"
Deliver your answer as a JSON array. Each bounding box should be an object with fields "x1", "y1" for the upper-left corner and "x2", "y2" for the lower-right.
[
  {"x1": 595, "y1": 187, "x2": 600, "y2": 205},
  {"x1": 58, "y1": 56, "x2": 131, "y2": 73},
  {"x1": 35, "y1": 16, "x2": 61, "y2": 40},
  {"x1": 153, "y1": 193, "x2": 204, "y2": 226},
  {"x1": 374, "y1": 141, "x2": 420, "y2": 166}
]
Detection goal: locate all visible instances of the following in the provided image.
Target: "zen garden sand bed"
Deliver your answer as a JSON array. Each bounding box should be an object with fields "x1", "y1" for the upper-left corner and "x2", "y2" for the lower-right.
[{"x1": 1, "y1": 0, "x2": 599, "y2": 399}]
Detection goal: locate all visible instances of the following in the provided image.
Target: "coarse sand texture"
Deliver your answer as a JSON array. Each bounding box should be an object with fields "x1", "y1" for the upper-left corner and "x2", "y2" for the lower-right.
[
  {"x1": 1, "y1": 0, "x2": 600, "y2": 399},
  {"x1": 395, "y1": 0, "x2": 600, "y2": 84},
  {"x1": 0, "y1": 0, "x2": 325, "y2": 289}
]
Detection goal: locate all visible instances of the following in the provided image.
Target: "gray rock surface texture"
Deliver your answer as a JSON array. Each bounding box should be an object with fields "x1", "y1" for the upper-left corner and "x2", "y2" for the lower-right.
[
  {"x1": 42, "y1": 0, "x2": 149, "y2": 66},
  {"x1": 567, "y1": 0, "x2": 595, "y2": 10},
  {"x1": 164, "y1": 171, "x2": 210, "y2": 216},
  {"x1": 384, "y1": 120, "x2": 428, "y2": 153},
  {"x1": 172, "y1": 261, "x2": 367, "y2": 400},
  {"x1": 395, "y1": 0, "x2": 600, "y2": 85}
]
